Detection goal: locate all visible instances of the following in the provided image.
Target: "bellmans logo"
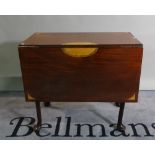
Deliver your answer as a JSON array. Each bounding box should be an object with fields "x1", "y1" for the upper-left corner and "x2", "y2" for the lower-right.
[{"x1": 6, "y1": 116, "x2": 155, "y2": 138}]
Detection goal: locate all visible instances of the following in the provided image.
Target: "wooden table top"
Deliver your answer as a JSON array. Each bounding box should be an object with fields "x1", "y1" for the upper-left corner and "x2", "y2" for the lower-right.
[{"x1": 20, "y1": 32, "x2": 142, "y2": 48}]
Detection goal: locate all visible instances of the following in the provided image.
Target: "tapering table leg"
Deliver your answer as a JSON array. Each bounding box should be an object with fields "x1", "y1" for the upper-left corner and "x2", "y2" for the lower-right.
[
  {"x1": 111, "y1": 102, "x2": 126, "y2": 132},
  {"x1": 116, "y1": 102, "x2": 126, "y2": 131},
  {"x1": 115, "y1": 102, "x2": 121, "y2": 107},
  {"x1": 44, "y1": 102, "x2": 50, "y2": 107},
  {"x1": 33, "y1": 101, "x2": 42, "y2": 131}
]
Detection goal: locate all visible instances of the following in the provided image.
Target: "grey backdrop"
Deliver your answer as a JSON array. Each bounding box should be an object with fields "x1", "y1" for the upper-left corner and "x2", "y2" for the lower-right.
[{"x1": 0, "y1": 15, "x2": 154, "y2": 90}]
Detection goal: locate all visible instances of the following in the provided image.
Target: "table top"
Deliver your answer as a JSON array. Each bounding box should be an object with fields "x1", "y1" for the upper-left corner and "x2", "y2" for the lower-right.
[{"x1": 20, "y1": 32, "x2": 143, "y2": 48}]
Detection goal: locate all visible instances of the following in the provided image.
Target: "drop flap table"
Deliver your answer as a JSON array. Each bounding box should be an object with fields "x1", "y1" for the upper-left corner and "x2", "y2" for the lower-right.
[{"x1": 18, "y1": 32, "x2": 143, "y2": 132}]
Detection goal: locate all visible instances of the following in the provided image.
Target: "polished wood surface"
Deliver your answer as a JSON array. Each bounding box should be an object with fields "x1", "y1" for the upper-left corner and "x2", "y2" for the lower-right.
[
  {"x1": 18, "y1": 32, "x2": 143, "y2": 103},
  {"x1": 20, "y1": 32, "x2": 142, "y2": 48}
]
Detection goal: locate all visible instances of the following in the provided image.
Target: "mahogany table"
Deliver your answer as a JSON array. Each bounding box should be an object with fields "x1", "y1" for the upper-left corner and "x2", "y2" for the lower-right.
[{"x1": 18, "y1": 32, "x2": 143, "y2": 132}]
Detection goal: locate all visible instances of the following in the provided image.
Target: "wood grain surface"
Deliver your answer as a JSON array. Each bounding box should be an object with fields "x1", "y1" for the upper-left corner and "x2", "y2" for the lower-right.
[
  {"x1": 19, "y1": 42, "x2": 143, "y2": 102},
  {"x1": 20, "y1": 32, "x2": 142, "y2": 48}
]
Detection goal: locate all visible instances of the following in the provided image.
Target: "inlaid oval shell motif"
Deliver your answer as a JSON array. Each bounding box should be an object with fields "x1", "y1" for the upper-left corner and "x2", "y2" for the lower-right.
[{"x1": 62, "y1": 42, "x2": 98, "y2": 57}]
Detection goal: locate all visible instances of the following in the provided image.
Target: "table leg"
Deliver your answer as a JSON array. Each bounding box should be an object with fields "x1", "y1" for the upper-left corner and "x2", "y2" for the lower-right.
[
  {"x1": 44, "y1": 102, "x2": 50, "y2": 107},
  {"x1": 116, "y1": 102, "x2": 126, "y2": 131},
  {"x1": 111, "y1": 102, "x2": 126, "y2": 132},
  {"x1": 33, "y1": 101, "x2": 42, "y2": 131},
  {"x1": 115, "y1": 102, "x2": 121, "y2": 107}
]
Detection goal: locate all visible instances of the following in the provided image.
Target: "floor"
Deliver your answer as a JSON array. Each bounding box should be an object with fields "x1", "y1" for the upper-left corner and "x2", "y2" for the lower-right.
[{"x1": 0, "y1": 91, "x2": 155, "y2": 140}]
